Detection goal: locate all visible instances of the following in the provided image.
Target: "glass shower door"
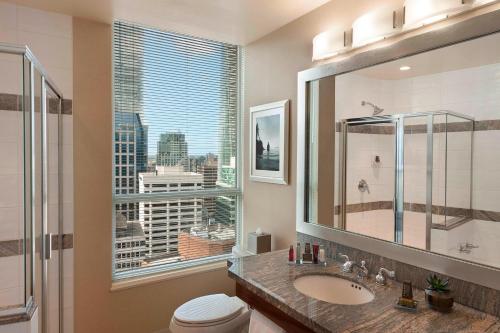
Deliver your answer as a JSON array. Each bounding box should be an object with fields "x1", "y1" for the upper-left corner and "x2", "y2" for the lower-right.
[
  {"x1": 403, "y1": 115, "x2": 430, "y2": 250},
  {"x1": 44, "y1": 84, "x2": 61, "y2": 333},
  {"x1": 33, "y1": 66, "x2": 44, "y2": 331},
  {"x1": 342, "y1": 120, "x2": 397, "y2": 242},
  {"x1": 33, "y1": 65, "x2": 62, "y2": 333},
  {"x1": 0, "y1": 43, "x2": 63, "y2": 332}
]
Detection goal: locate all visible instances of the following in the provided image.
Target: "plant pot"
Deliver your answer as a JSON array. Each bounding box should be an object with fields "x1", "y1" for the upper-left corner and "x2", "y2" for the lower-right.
[{"x1": 425, "y1": 289, "x2": 454, "y2": 313}]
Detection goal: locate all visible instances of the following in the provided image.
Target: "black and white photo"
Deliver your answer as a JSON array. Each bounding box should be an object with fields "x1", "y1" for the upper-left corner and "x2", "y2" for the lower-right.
[{"x1": 250, "y1": 100, "x2": 289, "y2": 184}]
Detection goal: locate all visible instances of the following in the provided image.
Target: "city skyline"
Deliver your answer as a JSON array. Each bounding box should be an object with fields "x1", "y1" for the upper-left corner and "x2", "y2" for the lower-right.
[
  {"x1": 113, "y1": 123, "x2": 237, "y2": 272},
  {"x1": 112, "y1": 22, "x2": 238, "y2": 273}
]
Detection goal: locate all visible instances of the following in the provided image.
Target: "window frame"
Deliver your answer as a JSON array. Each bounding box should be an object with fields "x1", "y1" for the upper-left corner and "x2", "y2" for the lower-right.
[{"x1": 111, "y1": 21, "x2": 243, "y2": 281}]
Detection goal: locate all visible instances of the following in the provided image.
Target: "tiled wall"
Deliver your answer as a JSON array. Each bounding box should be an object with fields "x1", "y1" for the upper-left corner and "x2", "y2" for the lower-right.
[
  {"x1": 0, "y1": 2, "x2": 73, "y2": 332},
  {"x1": 337, "y1": 61, "x2": 500, "y2": 213},
  {"x1": 432, "y1": 219, "x2": 500, "y2": 267},
  {"x1": 334, "y1": 51, "x2": 500, "y2": 265}
]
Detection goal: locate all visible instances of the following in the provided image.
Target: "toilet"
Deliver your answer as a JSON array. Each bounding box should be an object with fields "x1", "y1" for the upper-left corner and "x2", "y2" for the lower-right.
[{"x1": 169, "y1": 294, "x2": 251, "y2": 333}]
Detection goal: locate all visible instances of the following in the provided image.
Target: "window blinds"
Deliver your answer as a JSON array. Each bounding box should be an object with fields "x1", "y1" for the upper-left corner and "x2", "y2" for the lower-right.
[{"x1": 112, "y1": 21, "x2": 240, "y2": 278}]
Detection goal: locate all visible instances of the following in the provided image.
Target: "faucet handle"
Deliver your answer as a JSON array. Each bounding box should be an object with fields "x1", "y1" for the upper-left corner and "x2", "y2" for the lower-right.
[
  {"x1": 376, "y1": 267, "x2": 395, "y2": 285},
  {"x1": 356, "y1": 260, "x2": 369, "y2": 279}
]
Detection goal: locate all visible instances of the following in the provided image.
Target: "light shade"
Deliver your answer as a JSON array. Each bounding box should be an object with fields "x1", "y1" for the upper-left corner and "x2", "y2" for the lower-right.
[
  {"x1": 352, "y1": 6, "x2": 399, "y2": 48},
  {"x1": 404, "y1": 0, "x2": 469, "y2": 29},
  {"x1": 473, "y1": 0, "x2": 498, "y2": 5},
  {"x1": 312, "y1": 29, "x2": 346, "y2": 61}
]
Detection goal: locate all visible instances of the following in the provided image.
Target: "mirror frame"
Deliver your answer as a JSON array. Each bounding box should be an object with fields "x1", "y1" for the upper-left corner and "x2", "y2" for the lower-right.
[{"x1": 297, "y1": 6, "x2": 500, "y2": 290}]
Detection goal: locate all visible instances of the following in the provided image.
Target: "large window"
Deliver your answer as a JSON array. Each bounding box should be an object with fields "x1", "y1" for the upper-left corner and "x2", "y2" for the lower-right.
[{"x1": 112, "y1": 21, "x2": 241, "y2": 279}]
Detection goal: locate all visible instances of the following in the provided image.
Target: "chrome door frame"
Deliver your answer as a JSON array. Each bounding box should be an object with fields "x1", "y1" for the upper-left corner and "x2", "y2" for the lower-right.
[
  {"x1": 339, "y1": 117, "x2": 404, "y2": 244},
  {"x1": 0, "y1": 42, "x2": 64, "y2": 332}
]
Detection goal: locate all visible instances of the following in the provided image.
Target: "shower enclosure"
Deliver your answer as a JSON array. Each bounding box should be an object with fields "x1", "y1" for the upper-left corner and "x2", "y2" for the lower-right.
[
  {"x1": 338, "y1": 111, "x2": 473, "y2": 250},
  {"x1": 0, "y1": 43, "x2": 63, "y2": 332}
]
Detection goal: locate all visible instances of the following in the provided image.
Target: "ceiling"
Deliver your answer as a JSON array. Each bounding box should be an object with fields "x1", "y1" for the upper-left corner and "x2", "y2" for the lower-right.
[
  {"x1": 5, "y1": 0, "x2": 331, "y2": 45},
  {"x1": 355, "y1": 31, "x2": 500, "y2": 80}
]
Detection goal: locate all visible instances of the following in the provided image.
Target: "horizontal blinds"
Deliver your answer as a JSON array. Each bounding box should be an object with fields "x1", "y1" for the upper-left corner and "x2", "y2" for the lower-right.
[
  {"x1": 113, "y1": 21, "x2": 238, "y2": 193},
  {"x1": 112, "y1": 21, "x2": 239, "y2": 277}
]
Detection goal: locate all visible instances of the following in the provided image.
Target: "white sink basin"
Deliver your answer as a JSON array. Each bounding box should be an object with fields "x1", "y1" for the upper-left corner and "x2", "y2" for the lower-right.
[{"x1": 293, "y1": 275, "x2": 374, "y2": 305}]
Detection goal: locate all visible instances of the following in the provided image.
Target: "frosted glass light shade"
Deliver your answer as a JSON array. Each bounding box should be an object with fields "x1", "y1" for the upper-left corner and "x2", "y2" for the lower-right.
[
  {"x1": 352, "y1": 6, "x2": 399, "y2": 48},
  {"x1": 404, "y1": 0, "x2": 468, "y2": 29},
  {"x1": 312, "y1": 29, "x2": 346, "y2": 61},
  {"x1": 473, "y1": 0, "x2": 498, "y2": 5}
]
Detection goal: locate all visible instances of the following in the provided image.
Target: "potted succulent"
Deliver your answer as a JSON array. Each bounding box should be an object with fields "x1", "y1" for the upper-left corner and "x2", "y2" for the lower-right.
[{"x1": 425, "y1": 274, "x2": 454, "y2": 313}]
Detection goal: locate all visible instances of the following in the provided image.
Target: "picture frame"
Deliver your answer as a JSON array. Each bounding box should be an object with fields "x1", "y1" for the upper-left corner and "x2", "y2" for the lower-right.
[{"x1": 249, "y1": 100, "x2": 289, "y2": 184}]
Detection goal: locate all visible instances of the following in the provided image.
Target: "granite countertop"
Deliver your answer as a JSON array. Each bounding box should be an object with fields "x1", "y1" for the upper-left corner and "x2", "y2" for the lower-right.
[{"x1": 227, "y1": 250, "x2": 500, "y2": 333}]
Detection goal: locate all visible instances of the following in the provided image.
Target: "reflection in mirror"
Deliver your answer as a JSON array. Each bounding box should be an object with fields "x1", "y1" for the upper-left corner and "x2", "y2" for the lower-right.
[
  {"x1": 306, "y1": 76, "x2": 336, "y2": 228},
  {"x1": 344, "y1": 121, "x2": 397, "y2": 244},
  {"x1": 305, "y1": 31, "x2": 500, "y2": 269}
]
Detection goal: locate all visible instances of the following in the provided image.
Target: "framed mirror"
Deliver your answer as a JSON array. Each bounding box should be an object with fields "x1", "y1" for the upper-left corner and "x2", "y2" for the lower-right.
[{"x1": 297, "y1": 8, "x2": 500, "y2": 289}]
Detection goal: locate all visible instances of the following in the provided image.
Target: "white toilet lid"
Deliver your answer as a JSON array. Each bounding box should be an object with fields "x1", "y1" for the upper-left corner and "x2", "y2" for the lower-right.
[{"x1": 174, "y1": 294, "x2": 244, "y2": 325}]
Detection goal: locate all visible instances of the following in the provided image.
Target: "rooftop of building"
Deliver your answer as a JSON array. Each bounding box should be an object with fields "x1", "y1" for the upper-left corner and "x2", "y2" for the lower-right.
[
  {"x1": 116, "y1": 221, "x2": 145, "y2": 239},
  {"x1": 139, "y1": 165, "x2": 203, "y2": 182},
  {"x1": 189, "y1": 223, "x2": 236, "y2": 242}
]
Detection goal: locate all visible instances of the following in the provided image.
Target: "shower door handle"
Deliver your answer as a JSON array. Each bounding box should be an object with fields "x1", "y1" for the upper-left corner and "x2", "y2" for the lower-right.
[{"x1": 44, "y1": 233, "x2": 53, "y2": 260}]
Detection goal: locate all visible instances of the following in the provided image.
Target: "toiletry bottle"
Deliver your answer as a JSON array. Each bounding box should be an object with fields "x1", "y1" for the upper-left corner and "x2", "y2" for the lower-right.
[
  {"x1": 313, "y1": 243, "x2": 319, "y2": 264},
  {"x1": 296, "y1": 242, "x2": 302, "y2": 264},
  {"x1": 318, "y1": 245, "x2": 326, "y2": 265},
  {"x1": 288, "y1": 245, "x2": 294, "y2": 262},
  {"x1": 303, "y1": 243, "x2": 313, "y2": 263}
]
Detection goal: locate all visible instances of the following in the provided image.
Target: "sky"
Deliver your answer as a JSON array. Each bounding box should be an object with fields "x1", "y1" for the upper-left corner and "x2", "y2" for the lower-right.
[
  {"x1": 256, "y1": 114, "x2": 280, "y2": 149},
  {"x1": 141, "y1": 31, "x2": 236, "y2": 157}
]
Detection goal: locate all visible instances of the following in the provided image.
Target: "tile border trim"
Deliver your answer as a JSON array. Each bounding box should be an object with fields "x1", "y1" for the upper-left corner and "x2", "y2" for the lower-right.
[
  {"x1": 0, "y1": 233, "x2": 73, "y2": 258},
  {"x1": 0, "y1": 93, "x2": 72, "y2": 115},
  {"x1": 335, "y1": 119, "x2": 500, "y2": 133},
  {"x1": 332, "y1": 201, "x2": 499, "y2": 222}
]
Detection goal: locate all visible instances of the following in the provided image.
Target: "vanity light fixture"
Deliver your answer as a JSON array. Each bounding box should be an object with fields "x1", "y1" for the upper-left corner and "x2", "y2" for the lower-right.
[
  {"x1": 352, "y1": 6, "x2": 401, "y2": 48},
  {"x1": 473, "y1": 0, "x2": 499, "y2": 5},
  {"x1": 312, "y1": 28, "x2": 348, "y2": 61},
  {"x1": 399, "y1": 65, "x2": 411, "y2": 71},
  {"x1": 403, "y1": 0, "x2": 470, "y2": 29}
]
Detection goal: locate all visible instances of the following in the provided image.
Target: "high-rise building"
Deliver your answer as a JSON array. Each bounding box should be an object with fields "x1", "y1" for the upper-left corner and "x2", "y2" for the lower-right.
[
  {"x1": 200, "y1": 163, "x2": 218, "y2": 220},
  {"x1": 156, "y1": 132, "x2": 188, "y2": 169},
  {"x1": 113, "y1": 22, "x2": 147, "y2": 223},
  {"x1": 138, "y1": 167, "x2": 203, "y2": 259},
  {"x1": 219, "y1": 158, "x2": 236, "y2": 187},
  {"x1": 214, "y1": 195, "x2": 236, "y2": 226},
  {"x1": 218, "y1": 49, "x2": 238, "y2": 187},
  {"x1": 114, "y1": 112, "x2": 148, "y2": 221},
  {"x1": 114, "y1": 217, "x2": 147, "y2": 272}
]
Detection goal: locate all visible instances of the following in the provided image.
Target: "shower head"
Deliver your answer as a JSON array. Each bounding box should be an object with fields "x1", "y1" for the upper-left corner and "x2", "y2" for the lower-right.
[{"x1": 361, "y1": 101, "x2": 384, "y2": 115}]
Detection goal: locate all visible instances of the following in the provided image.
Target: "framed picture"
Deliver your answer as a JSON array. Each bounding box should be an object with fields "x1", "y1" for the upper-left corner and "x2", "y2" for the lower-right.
[{"x1": 249, "y1": 100, "x2": 289, "y2": 184}]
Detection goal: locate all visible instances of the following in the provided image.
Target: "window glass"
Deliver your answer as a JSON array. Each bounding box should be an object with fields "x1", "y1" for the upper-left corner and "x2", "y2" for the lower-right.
[{"x1": 113, "y1": 21, "x2": 240, "y2": 278}]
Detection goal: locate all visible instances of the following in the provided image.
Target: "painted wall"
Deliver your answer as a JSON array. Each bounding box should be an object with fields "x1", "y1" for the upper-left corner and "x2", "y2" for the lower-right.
[
  {"x1": 242, "y1": 0, "x2": 402, "y2": 251},
  {"x1": 73, "y1": 17, "x2": 235, "y2": 333}
]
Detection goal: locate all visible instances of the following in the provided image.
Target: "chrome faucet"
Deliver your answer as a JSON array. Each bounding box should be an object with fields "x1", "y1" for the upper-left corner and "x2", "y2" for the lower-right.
[
  {"x1": 352, "y1": 260, "x2": 369, "y2": 280},
  {"x1": 458, "y1": 241, "x2": 479, "y2": 254},
  {"x1": 338, "y1": 253, "x2": 368, "y2": 279},
  {"x1": 375, "y1": 267, "x2": 395, "y2": 285},
  {"x1": 358, "y1": 179, "x2": 370, "y2": 194},
  {"x1": 338, "y1": 253, "x2": 353, "y2": 272}
]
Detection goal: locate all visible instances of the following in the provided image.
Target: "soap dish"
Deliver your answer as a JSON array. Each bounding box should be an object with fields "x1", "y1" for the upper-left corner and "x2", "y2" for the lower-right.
[{"x1": 395, "y1": 298, "x2": 418, "y2": 312}]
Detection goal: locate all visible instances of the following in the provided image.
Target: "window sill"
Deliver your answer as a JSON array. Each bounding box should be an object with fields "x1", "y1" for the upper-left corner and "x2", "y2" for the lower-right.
[{"x1": 110, "y1": 259, "x2": 229, "y2": 292}]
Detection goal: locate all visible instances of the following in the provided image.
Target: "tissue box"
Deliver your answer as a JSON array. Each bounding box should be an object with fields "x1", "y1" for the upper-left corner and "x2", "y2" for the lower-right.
[{"x1": 247, "y1": 232, "x2": 271, "y2": 254}]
